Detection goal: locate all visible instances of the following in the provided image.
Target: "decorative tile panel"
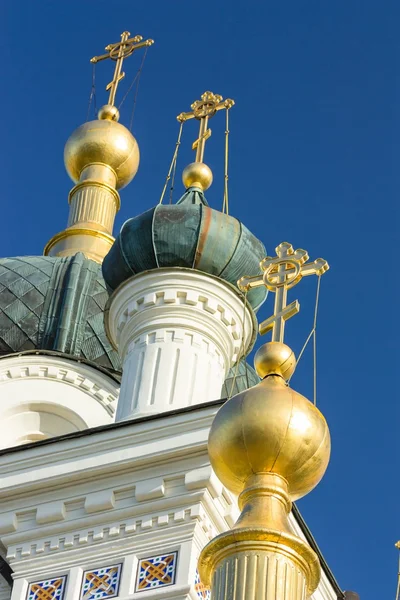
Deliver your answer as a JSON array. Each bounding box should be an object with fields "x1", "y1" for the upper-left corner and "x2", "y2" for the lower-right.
[
  {"x1": 27, "y1": 577, "x2": 67, "y2": 600},
  {"x1": 80, "y1": 565, "x2": 122, "y2": 600},
  {"x1": 136, "y1": 552, "x2": 178, "y2": 591},
  {"x1": 194, "y1": 570, "x2": 211, "y2": 599}
]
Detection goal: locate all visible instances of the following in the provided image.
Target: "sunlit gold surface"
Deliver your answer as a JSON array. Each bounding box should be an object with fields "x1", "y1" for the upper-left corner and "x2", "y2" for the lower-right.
[
  {"x1": 208, "y1": 374, "x2": 330, "y2": 499},
  {"x1": 90, "y1": 30, "x2": 154, "y2": 107},
  {"x1": 182, "y1": 162, "x2": 213, "y2": 191},
  {"x1": 64, "y1": 119, "x2": 139, "y2": 189},
  {"x1": 254, "y1": 341, "x2": 296, "y2": 380},
  {"x1": 238, "y1": 241, "x2": 329, "y2": 341},
  {"x1": 199, "y1": 361, "x2": 330, "y2": 598},
  {"x1": 44, "y1": 227, "x2": 115, "y2": 264},
  {"x1": 199, "y1": 473, "x2": 321, "y2": 597},
  {"x1": 98, "y1": 104, "x2": 120, "y2": 122}
]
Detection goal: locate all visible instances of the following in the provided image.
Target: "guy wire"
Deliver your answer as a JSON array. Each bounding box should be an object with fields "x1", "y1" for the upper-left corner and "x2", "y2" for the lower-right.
[
  {"x1": 118, "y1": 70, "x2": 140, "y2": 110},
  {"x1": 288, "y1": 275, "x2": 322, "y2": 406},
  {"x1": 86, "y1": 63, "x2": 97, "y2": 121},
  {"x1": 228, "y1": 289, "x2": 249, "y2": 399},
  {"x1": 313, "y1": 275, "x2": 321, "y2": 406},
  {"x1": 159, "y1": 121, "x2": 184, "y2": 204},
  {"x1": 169, "y1": 148, "x2": 179, "y2": 204},
  {"x1": 129, "y1": 47, "x2": 149, "y2": 131},
  {"x1": 222, "y1": 107, "x2": 230, "y2": 215}
]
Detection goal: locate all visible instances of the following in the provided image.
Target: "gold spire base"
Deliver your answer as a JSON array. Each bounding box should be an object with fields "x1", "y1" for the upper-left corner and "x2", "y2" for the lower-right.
[
  {"x1": 44, "y1": 228, "x2": 115, "y2": 264},
  {"x1": 44, "y1": 164, "x2": 121, "y2": 264},
  {"x1": 199, "y1": 474, "x2": 321, "y2": 600}
]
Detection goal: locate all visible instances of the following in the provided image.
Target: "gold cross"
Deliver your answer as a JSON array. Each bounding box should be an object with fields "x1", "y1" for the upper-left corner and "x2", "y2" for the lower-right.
[
  {"x1": 238, "y1": 242, "x2": 329, "y2": 342},
  {"x1": 177, "y1": 91, "x2": 234, "y2": 162},
  {"x1": 90, "y1": 31, "x2": 154, "y2": 107}
]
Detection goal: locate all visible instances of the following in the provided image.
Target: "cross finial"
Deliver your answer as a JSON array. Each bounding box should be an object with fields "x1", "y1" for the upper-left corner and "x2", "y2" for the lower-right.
[
  {"x1": 238, "y1": 242, "x2": 329, "y2": 342},
  {"x1": 90, "y1": 31, "x2": 154, "y2": 107},
  {"x1": 177, "y1": 91, "x2": 234, "y2": 163}
]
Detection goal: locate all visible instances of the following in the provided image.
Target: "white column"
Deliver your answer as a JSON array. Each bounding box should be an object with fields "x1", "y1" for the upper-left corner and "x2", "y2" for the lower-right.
[{"x1": 105, "y1": 269, "x2": 256, "y2": 420}]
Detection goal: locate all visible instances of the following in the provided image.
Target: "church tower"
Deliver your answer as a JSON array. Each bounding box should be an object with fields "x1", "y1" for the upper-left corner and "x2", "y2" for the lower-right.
[{"x1": 0, "y1": 30, "x2": 358, "y2": 600}]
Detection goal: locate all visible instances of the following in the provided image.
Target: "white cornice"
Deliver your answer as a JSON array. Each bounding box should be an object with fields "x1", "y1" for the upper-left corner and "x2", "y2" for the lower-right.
[{"x1": 0, "y1": 354, "x2": 118, "y2": 416}]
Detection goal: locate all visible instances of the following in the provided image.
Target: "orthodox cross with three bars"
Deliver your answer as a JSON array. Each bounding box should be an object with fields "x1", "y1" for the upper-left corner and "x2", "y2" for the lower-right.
[
  {"x1": 90, "y1": 31, "x2": 154, "y2": 107},
  {"x1": 238, "y1": 242, "x2": 329, "y2": 342},
  {"x1": 177, "y1": 91, "x2": 235, "y2": 162}
]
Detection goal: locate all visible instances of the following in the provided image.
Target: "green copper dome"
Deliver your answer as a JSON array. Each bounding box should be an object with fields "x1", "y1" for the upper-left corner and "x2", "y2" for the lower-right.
[
  {"x1": 102, "y1": 188, "x2": 267, "y2": 311},
  {"x1": 0, "y1": 254, "x2": 120, "y2": 371}
]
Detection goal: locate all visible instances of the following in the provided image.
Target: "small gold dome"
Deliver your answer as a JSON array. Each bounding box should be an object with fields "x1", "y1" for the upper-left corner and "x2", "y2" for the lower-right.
[
  {"x1": 209, "y1": 375, "x2": 330, "y2": 500},
  {"x1": 254, "y1": 341, "x2": 296, "y2": 380},
  {"x1": 98, "y1": 104, "x2": 120, "y2": 122},
  {"x1": 64, "y1": 118, "x2": 140, "y2": 189},
  {"x1": 182, "y1": 162, "x2": 213, "y2": 191}
]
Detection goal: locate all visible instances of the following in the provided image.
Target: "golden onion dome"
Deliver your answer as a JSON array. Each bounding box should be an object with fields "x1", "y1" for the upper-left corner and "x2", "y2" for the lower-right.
[
  {"x1": 64, "y1": 105, "x2": 140, "y2": 189},
  {"x1": 208, "y1": 341, "x2": 330, "y2": 500}
]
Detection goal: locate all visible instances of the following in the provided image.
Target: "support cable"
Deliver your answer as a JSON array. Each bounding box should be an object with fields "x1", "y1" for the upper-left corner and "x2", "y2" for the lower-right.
[
  {"x1": 129, "y1": 47, "x2": 149, "y2": 131},
  {"x1": 228, "y1": 290, "x2": 249, "y2": 399},
  {"x1": 169, "y1": 147, "x2": 179, "y2": 204},
  {"x1": 86, "y1": 63, "x2": 97, "y2": 121},
  {"x1": 159, "y1": 122, "x2": 184, "y2": 204},
  {"x1": 118, "y1": 70, "x2": 140, "y2": 110},
  {"x1": 222, "y1": 107, "x2": 230, "y2": 214},
  {"x1": 288, "y1": 275, "x2": 322, "y2": 406}
]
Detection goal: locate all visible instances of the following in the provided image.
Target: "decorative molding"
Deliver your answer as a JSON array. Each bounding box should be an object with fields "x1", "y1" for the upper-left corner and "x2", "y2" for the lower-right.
[
  {"x1": 0, "y1": 354, "x2": 119, "y2": 449},
  {"x1": 0, "y1": 361, "x2": 117, "y2": 415},
  {"x1": 85, "y1": 491, "x2": 115, "y2": 515},
  {"x1": 185, "y1": 467, "x2": 223, "y2": 499},
  {"x1": 135, "y1": 478, "x2": 165, "y2": 502},
  {"x1": 0, "y1": 513, "x2": 18, "y2": 535},
  {"x1": 36, "y1": 503, "x2": 66, "y2": 526},
  {"x1": 6, "y1": 505, "x2": 215, "y2": 561},
  {"x1": 117, "y1": 290, "x2": 241, "y2": 349}
]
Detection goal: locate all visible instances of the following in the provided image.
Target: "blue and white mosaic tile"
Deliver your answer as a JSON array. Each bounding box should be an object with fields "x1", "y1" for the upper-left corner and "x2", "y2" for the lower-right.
[
  {"x1": 80, "y1": 564, "x2": 122, "y2": 600},
  {"x1": 27, "y1": 577, "x2": 67, "y2": 600},
  {"x1": 194, "y1": 569, "x2": 211, "y2": 599},
  {"x1": 136, "y1": 552, "x2": 178, "y2": 591}
]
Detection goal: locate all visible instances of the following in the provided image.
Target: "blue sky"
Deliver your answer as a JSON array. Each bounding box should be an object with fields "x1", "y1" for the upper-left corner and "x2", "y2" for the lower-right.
[{"x1": 2, "y1": 1, "x2": 399, "y2": 597}]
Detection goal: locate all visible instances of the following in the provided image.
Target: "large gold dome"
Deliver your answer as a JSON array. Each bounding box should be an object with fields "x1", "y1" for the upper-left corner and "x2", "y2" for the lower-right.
[
  {"x1": 64, "y1": 117, "x2": 139, "y2": 189},
  {"x1": 208, "y1": 371, "x2": 330, "y2": 500}
]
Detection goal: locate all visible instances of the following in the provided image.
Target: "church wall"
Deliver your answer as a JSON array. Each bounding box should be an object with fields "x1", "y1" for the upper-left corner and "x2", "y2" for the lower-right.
[{"x1": 0, "y1": 403, "x2": 338, "y2": 600}]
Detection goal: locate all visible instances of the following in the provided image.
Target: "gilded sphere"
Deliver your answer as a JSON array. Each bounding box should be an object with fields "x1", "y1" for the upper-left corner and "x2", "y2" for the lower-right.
[
  {"x1": 64, "y1": 118, "x2": 140, "y2": 189},
  {"x1": 182, "y1": 162, "x2": 213, "y2": 191},
  {"x1": 98, "y1": 104, "x2": 120, "y2": 122},
  {"x1": 254, "y1": 341, "x2": 296, "y2": 380},
  {"x1": 209, "y1": 377, "x2": 330, "y2": 500}
]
